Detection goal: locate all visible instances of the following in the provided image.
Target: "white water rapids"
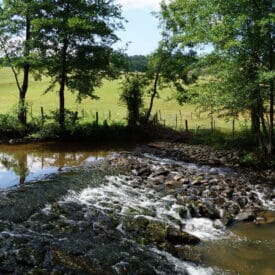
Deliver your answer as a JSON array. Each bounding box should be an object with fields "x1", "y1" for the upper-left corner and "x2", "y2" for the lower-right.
[
  {"x1": 57, "y1": 153, "x2": 274, "y2": 275},
  {"x1": 60, "y1": 174, "x2": 230, "y2": 274}
]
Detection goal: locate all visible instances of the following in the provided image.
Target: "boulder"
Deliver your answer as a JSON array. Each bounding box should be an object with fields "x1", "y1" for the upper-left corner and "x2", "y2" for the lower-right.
[
  {"x1": 145, "y1": 220, "x2": 168, "y2": 243},
  {"x1": 166, "y1": 227, "x2": 200, "y2": 245}
]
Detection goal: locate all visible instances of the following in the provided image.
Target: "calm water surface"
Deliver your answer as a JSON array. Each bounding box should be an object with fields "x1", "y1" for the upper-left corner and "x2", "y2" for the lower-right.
[
  {"x1": 204, "y1": 215, "x2": 275, "y2": 274},
  {"x1": 0, "y1": 142, "x2": 132, "y2": 188}
]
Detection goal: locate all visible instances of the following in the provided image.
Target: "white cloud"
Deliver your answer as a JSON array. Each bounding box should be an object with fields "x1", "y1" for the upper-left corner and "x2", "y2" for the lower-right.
[{"x1": 117, "y1": 0, "x2": 161, "y2": 10}]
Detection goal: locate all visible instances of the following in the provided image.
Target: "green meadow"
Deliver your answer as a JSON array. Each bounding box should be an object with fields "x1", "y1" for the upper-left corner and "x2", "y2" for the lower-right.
[{"x1": 0, "y1": 67, "x2": 243, "y2": 131}]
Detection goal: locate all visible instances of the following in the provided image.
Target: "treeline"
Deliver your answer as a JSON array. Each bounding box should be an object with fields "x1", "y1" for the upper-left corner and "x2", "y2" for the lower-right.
[
  {"x1": 125, "y1": 55, "x2": 148, "y2": 72},
  {"x1": 0, "y1": 0, "x2": 274, "y2": 163}
]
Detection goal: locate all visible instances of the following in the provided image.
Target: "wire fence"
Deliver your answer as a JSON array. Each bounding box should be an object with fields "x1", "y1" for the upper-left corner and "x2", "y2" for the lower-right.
[{"x1": 32, "y1": 106, "x2": 249, "y2": 137}]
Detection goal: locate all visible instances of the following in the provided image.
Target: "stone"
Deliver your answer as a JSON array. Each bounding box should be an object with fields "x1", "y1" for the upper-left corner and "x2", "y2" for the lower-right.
[
  {"x1": 180, "y1": 178, "x2": 190, "y2": 184},
  {"x1": 175, "y1": 245, "x2": 203, "y2": 263},
  {"x1": 137, "y1": 167, "x2": 151, "y2": 176},
  {"x1": 152, "y1": 168, "x2": 170, "y2": 177},
  {"x1": 166, "y1": 227, "x2": 200, "y2": 245},
  {"x1": 165, "y1": 180, "x2": 182, "y2": 189},
  {"x1": 236, "y1": 197, "x2": 248, "y2": 208},
  {"x1": 178, "y1": 207, "x2": 189, "y2": 219},
  {"x1": 198, "y1": 204, "x2": 220, "y2": 219},
  {"x1": 235, "y1": 210, "x2": 256, "y2": 222},
  {"x1": 145, "y1": 221, "x2": 168, "y2": 243}
]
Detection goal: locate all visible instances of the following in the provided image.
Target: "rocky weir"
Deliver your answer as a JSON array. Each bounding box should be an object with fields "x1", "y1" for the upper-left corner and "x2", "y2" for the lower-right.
[{"x1": 0, "y1": 142, "x2": 274, "y2": 274}]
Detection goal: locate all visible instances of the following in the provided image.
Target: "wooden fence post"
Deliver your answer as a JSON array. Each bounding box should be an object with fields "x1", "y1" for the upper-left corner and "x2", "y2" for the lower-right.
[
  {"x1": 41, "y1": 107, "x2": 44, "y2": 124},
  {"x1": 211, "y1": 116, "x2": 214, "y2": 133},
  {"x1": 232, "y1": 118, "x2": 235, "y2": 140},
  {"x1": 185, "y1": 120, "x2": 189, "y2": 132},
  {"x1": 95, "y1": 111, "x2": 99, "y2": 126},
  {"x1": 159, "y1": 110, "x2": 162, "y2": 120}
]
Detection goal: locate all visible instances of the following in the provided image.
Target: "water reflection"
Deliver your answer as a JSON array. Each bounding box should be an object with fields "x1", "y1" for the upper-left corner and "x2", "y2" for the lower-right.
[
  {"x1": 0, "y1": 152, "x2": 28, "y2": 186},
  {"x1": 0, "y1": 142, "x2": 121, "y2": 188}
]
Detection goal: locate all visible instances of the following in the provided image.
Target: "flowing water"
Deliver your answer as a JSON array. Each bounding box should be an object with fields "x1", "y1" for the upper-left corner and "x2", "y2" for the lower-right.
[{"x1": 0, "y1": 143, "x2": 274, "y2": 274}]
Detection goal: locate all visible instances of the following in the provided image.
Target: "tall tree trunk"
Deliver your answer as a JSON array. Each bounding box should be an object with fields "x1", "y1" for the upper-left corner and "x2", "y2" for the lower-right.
[
  {"x1": 18, "y1": 17, "x2": 31, "y2": 125},
  {"x1": 59, "y1": 37, "x2": 68, "y2": 129},
  {"x1": 144, "y1": 58, "x2": 165, "y2": 124},
  {"x1": 144, "y1": 69, "x2": 161, "y2": 123}
]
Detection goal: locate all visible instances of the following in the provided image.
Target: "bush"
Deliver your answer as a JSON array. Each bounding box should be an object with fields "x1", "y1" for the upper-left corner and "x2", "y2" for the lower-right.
[
  {"x1": 119, "y1": 74, "x2": 147, "y2": 127},
  {"x1": 0, "y1": 114, "x2": 27, "y2": 139}
]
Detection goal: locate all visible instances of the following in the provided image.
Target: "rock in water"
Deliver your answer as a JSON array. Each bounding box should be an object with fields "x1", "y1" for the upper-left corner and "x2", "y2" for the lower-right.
[{"x1": 166, "y1": 227, "x2": 200, "y2": 245}]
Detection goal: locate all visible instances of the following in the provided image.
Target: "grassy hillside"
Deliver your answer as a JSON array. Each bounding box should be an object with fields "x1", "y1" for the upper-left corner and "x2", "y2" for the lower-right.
[{"x1": 0, "y1": 67, "x2": 243, "y2": 131}]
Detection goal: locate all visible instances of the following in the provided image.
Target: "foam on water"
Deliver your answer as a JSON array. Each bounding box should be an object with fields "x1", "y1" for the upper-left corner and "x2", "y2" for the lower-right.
[
  {"x1": 59, "y1": 155, "x2": 274, "y2": 274},
  {"x1": 143, "y1": 153, "x2": 236, "y2": 176},
  {"x1": 62, "y1": 174, "x2": 228, "y2": 242},
  {"x1": 254, "y1": 190, "x2": 275, "y2": 211},
  {"x1": 150, "y1": 247, "x2": 217, "y2": 275},
  {"x1": 184, "y1": 218, "x2": 226, "y2": 240}
]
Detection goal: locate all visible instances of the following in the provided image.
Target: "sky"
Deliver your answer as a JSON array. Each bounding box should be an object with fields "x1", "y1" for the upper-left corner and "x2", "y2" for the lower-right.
[{"x1": 115, "y1": 0, "x2": 162, "y2": 56}]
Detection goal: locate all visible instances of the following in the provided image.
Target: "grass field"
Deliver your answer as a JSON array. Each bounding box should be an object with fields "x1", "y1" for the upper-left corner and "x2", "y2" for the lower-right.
[{"x1": 0, "y1": 67, "x2": 245, "y2": 131}]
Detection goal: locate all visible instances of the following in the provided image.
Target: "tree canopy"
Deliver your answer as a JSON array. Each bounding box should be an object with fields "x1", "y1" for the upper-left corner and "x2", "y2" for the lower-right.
[
  {"x1": 32, "y1": 0, "x2": 123, "y2": 127},
  {"x1": 1, "y1": 0, "x2": 124, "y2": 127},
  {"x1": 160, "y1": 0, "x2": 275, "y2": 159}
]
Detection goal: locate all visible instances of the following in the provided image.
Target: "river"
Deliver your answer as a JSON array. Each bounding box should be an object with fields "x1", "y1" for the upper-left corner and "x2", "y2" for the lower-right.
[{"x1": 0, "y1": 142, "x2": 274, "y2": 274}]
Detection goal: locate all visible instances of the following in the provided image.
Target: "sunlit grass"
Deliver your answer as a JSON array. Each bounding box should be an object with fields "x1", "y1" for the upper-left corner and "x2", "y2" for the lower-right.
[{"x1": 0, "y1": 67, "x2": 245, "y2": 131}]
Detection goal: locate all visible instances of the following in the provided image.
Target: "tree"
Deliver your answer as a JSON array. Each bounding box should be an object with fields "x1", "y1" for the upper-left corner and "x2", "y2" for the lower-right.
[
  {"x1": 161, "y1": 0, "x2": 275, "y2": 160},
  {"x1": 126, "y1": 55, "x2": 148, "y2": 72},
  {"x1": 0, "y1": 0, "x2": 37, "y2": 125},
  {"x1": 32, "y1": 0, "x2": 123, "y2": 128},
  {"x1": 144, "y1": 37, "x2": 197, "y2": 123},
  {"x1": 119, "y1": 74, "x2": 146, "y2": 127}
]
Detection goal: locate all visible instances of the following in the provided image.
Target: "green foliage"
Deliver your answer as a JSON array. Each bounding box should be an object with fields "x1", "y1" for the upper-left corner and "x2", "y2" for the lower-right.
[
  {"x1": 1, "y1": 0, "x2": 124, "y2": 127},
  {"x1": 32, "y1": 0, "x2": 123, "y2": 98},
  {"x1": 50, "y1": 109, "x2": 79, "y2": 126},
  {"x1": 161, "y1": 0, "x2": 275, "y2": 159},
  {"x1": 119, "y1": 74, "x2": 147, "y2": 127},
  {"x1": 30, "y1": 122, "x2": 62, "y2": 139},
  {"x1": 126, "y1": 55, "x2": 148, "y2": 72},
  {"x1": 0, "y1": 0, "x2": 38, "y2": 124},
  {"x1": 0, "y1": 114, "x2": 27, "y2": 138},
  {"x1": 239, "y1": 152, "x2": 259, "y2": 167}
]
